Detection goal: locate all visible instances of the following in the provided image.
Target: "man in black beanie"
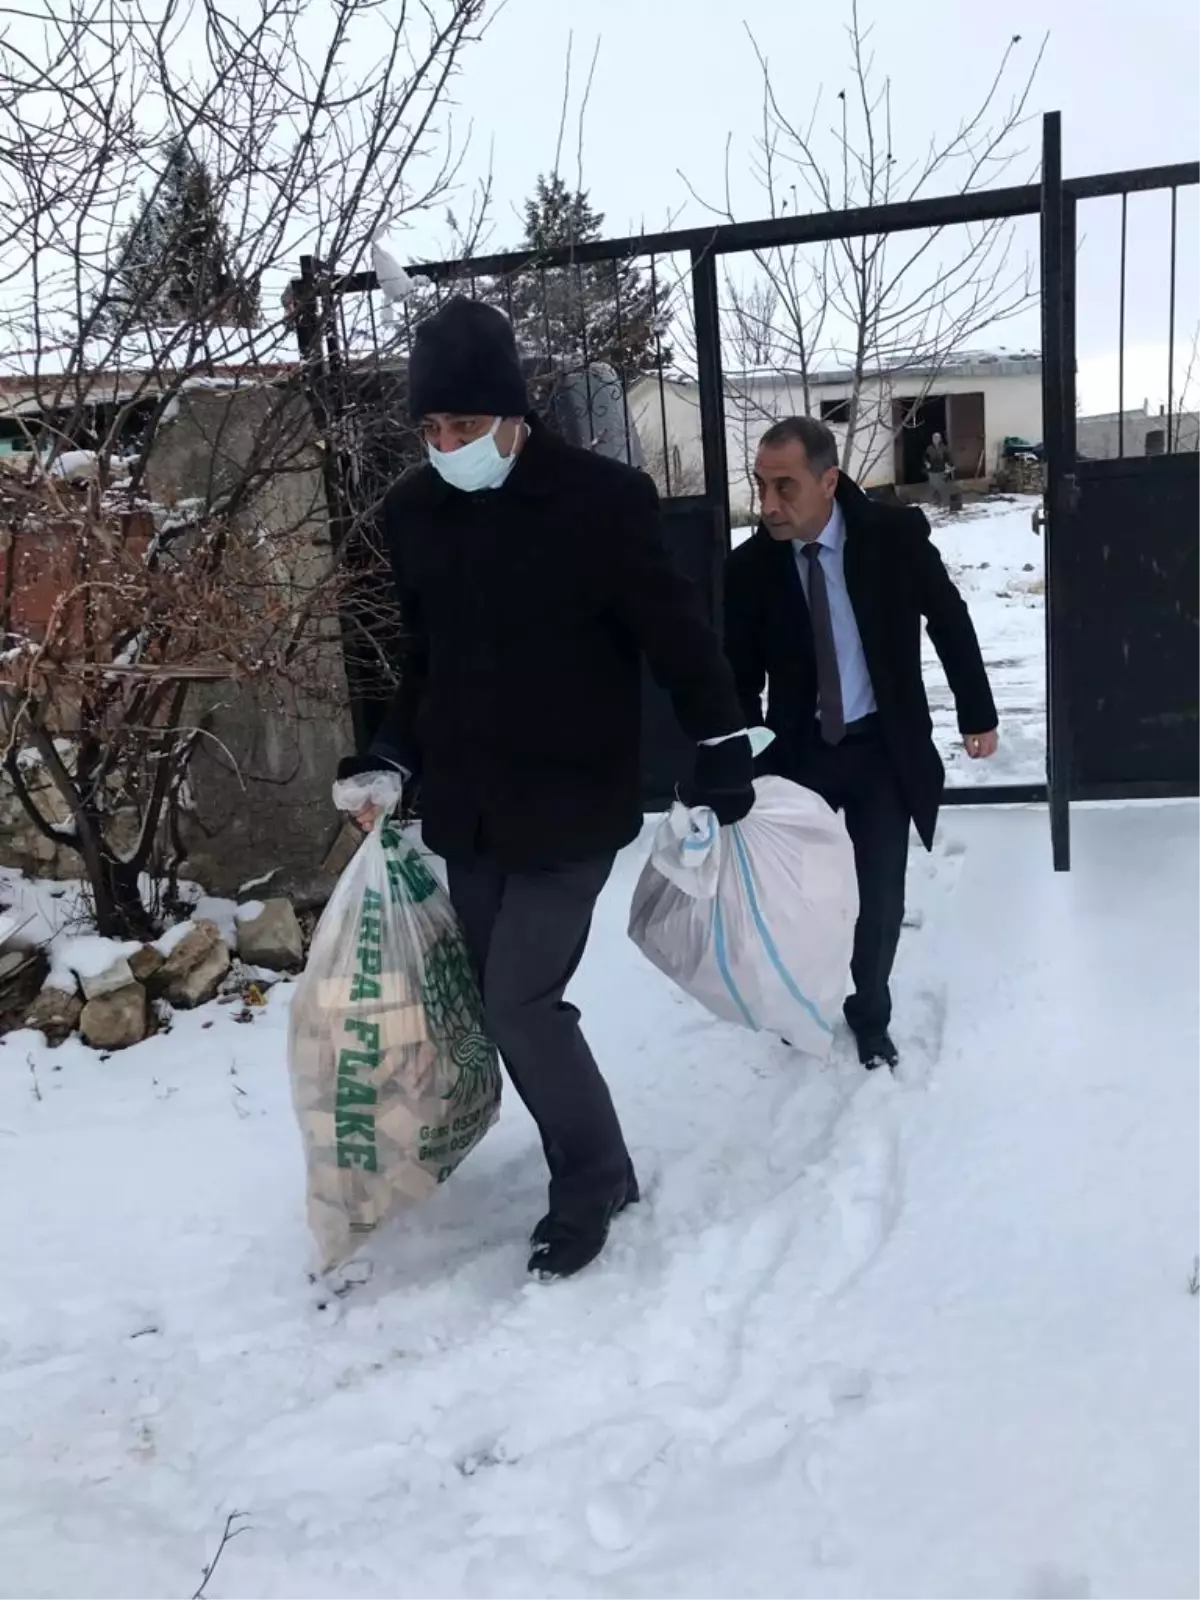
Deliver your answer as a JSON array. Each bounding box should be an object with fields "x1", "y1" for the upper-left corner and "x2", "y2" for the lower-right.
[{"x1": 337, "y1": 296, "x2": 754, "y2": 1280}]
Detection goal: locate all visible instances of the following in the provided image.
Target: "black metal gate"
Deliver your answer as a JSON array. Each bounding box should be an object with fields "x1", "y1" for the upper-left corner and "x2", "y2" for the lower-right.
[
  {"x1": 294, "y1": 113, "x2": 1198, "y2": 864},
  {"x1": 1040, "y1": 113, "x2": 1199, "y2": 868}
]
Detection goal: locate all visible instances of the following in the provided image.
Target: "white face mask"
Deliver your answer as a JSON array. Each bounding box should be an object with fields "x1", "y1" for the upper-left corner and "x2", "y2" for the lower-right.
[{"x1": 427, "y1": 417, "x2": 520, "y2": 493}]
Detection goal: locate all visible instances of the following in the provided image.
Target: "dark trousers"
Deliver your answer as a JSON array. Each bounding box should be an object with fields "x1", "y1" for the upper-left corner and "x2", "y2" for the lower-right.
[
  {"x1": 445, "y1": 854, "x2": 632, "y2": 1211},
  {"x1": 784, "y1": 721, "x2": 911, "y2": 1036}
]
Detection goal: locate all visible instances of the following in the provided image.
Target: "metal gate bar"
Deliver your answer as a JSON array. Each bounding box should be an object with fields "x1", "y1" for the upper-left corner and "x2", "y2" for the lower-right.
[{"x1": 1040, "y1": 112, "x2": 1073, "y2": 871}]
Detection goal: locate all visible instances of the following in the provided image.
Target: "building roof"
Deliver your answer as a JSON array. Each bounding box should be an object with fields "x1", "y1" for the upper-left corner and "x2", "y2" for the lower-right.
[
  {"x1": 0, "y1": 324, "x2": 302, "y2": 416},
  {"x1": 631, "y1": 348, "x2": 1042, "y2": 397},
  {"x1": 0, "y1": 365, "x2": 300, "y2": 412},
  {"x1": 725, "y1": 349, "x2": 1042, "y2": 385}
]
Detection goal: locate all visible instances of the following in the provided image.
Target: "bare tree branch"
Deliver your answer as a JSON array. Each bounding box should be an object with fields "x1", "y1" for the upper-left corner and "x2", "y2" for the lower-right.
[
  {"x1": 0, "y1": 0, "x2": 491, "y2": 935},
  {"x1": 683, "y1": 10, "x2": 1046, "y2": 481}
]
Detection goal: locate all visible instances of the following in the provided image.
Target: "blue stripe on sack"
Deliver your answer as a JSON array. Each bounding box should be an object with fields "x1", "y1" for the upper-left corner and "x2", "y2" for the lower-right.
[
  {"x1": 712, "y1": 894, "x2": 759, "y2": 1030},
  {"x1": 729, "y1": 826, "x2": 834, "y2": 1035}
]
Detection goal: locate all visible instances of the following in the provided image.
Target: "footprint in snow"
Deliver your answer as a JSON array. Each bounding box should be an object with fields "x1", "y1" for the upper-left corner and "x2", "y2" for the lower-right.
[
  {"x1": 824, "y1": 1363, "x2": 874, "y2": 1409},
  {"x1": 585, "y1": 1482, "x2": 656, "y2": 1552},
  {"x1": 892, "y1": 985, "x2": 948, "y2": 1088},
  {"x1": 815, "y1": 1080, "x2": 904, "y2": 1296},
  {"x1": 1019, "y1": 1563, "x2": 1092, "y2": 1599},
  {"x1": 716, "y1": 1405, "x2": 794, "y2": 1468},
  {"x1": 455, "y1": 1441, "x2": 513, "y2": 1477}
]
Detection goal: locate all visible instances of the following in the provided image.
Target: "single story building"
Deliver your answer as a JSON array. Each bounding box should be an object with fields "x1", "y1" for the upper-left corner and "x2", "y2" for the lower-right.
[{"x1": 630, "y1": 348, "x2": 1043, "y2": 519}]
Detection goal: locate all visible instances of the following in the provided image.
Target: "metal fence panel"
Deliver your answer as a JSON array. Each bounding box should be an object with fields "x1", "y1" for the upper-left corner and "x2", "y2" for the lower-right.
[
  {"x1": 294, "y1": 133, "x2": 1199, "y2": 840},
  {"x1": 1065, "y1": 454, "x2": 1199, "y2": 792}
]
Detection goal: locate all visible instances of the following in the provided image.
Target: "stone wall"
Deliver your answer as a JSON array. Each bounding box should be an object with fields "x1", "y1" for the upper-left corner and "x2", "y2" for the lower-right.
[
  {"x1": 1, "y1": 384, "x2": 354, "y2": 897},
  {"x1": 0, "y1": 751, "x2": 141, "y2": 881},
  {"x1": 144, "y1": 385, "x2": 354, "y2": 897},
  {"x1": 0, "y1": 758, "x2": 77, "y2": 878}
]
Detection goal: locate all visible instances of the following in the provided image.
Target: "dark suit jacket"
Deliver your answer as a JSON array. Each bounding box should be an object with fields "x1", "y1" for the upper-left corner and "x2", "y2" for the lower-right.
[{"x1": 723, "y1": 474, "x2": 997, "y2": 849}]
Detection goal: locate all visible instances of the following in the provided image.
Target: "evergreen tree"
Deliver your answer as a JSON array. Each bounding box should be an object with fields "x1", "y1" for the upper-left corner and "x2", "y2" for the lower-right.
[
  {"x1": 102, "y1": 140, "x2": 259, "y2": 332},
  {"x1": 506, "y1": 174, "x2": 669, "y2": 378}
]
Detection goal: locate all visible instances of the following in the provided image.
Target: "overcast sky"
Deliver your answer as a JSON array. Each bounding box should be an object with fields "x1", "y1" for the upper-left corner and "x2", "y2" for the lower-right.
[{"x1": 401, "y1": 0, "x2": 1199, "y2": 414}]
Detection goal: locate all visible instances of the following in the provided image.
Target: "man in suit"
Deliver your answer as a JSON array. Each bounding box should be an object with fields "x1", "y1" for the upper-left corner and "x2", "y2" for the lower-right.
[{"x1": 724, "y1": 416, "x2": 998, "y2": 1071}]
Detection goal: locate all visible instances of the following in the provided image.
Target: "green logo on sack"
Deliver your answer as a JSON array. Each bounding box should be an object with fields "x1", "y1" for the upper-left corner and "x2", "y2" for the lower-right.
[
  {"x1": 348, "y1": 886, "x2": 385, "y2": 1002},
  {"x1": 335, "y1": 1009, "x2": 379, "y2": 1173},
  {"x1": 381, "y1": 834, "x2": 439, "y2": 906},
  {"x1": 334, "y1": 883, "x2": 388, "y2": 1168},
  {"x1": 420, "y1": 931, "x2": 501, "y2": 1108}
]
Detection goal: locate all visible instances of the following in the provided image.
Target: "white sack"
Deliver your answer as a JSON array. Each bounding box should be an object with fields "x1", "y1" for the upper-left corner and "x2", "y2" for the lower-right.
[
  {"x1": 628, "y1": 775, "x2": 859, "y2": 1058},
  {"x1": 288, "y1": 820, "x2": 501, "y2": 1271}
]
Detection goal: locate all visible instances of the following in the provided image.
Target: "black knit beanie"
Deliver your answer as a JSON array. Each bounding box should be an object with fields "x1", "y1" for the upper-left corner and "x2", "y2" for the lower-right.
[{"x1": 408, "y1": 296, "x2": 529, "y2": 420}]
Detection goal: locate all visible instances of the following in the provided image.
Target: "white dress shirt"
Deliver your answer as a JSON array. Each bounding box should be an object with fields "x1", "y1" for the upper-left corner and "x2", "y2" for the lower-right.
[{"x1": 793, "y1": 501, "x2": 877, "y2": 725}]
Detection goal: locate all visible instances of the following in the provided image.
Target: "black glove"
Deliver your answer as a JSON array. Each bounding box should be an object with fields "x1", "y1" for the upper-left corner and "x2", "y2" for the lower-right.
[
  {"x1": 336, "y1": 743, "x2": 415, "y2": 785},
  {"x1": 336, "y1": 754, "x2": 381, "y2": 783},
  {"x1": 688, "y1": 734, "x2": 755, "y2": 826}
]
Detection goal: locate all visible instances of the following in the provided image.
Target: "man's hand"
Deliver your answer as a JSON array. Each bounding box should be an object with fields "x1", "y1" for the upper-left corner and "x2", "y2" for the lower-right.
[
  {"x1": 332, "y1": 769, "x2": 404, "y2": 832},
  {"x1": 963, "y1": 730, "x2": 999, "y2": 760}
]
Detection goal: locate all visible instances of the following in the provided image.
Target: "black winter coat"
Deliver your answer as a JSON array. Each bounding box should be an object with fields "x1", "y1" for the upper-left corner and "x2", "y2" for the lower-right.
[
  {"x1": 723, "y1": 474, "x2": 997, "y2": 849},
  {"x1": 369, "y1": 420, "x2": 744, "y2": 867}
]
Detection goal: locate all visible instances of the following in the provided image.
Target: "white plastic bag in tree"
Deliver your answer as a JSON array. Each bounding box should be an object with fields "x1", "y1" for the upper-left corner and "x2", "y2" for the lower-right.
[
  {"x1": 287, "y1": 820, "x2": 501, "y2": 1270},
  {"x1": 628, "y1": 776, "x2": 858, "y2": 1058}
]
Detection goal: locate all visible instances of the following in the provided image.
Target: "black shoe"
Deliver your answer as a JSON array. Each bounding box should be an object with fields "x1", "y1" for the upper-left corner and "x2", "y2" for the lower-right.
[
  {"x1": 527, "y1": 1202, "x2": 619, "y2": 1280},
  {"x1": 855, "y1": 1030, "x2": 899, "y2": 1072},
  {"x1": 530, "y1": 1170, "x2": 639, "y2": 1252}
]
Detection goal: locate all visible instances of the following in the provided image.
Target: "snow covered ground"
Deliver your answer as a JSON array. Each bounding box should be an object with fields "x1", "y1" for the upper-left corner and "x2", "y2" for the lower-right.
[
  {"x1": 2, "y1": 794, "x2": 1197, "y2": 1600},
  {"x1": 0, "y1": 494, "x2": 1188, "y2": 1598},
  {"x1": 923, "y1": 496, "x2": 1046, "y2": 789}
]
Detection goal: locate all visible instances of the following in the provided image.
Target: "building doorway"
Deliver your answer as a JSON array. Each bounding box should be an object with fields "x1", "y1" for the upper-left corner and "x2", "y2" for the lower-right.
[
  {"x1": 891, "y1": 391, "x2": 987, "y2": 485},
  {"x1": 946, "y1": 391, "x2": 986, "y2": 479},
  {"x1": 893, "y1": 395, "x2": 947, "y2": 485}
]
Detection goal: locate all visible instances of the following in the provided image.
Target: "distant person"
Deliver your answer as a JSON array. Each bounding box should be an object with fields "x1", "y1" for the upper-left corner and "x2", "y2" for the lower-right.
[
  {"x1": 724, "y1": 416, "x2": 998, "y2": 1072},
  {"x1": 924, "y1": 431, "x2": 953, "y2": 504},
  {"x1": 335, "y1": 296, "x2": 754, "y2": 1280}
]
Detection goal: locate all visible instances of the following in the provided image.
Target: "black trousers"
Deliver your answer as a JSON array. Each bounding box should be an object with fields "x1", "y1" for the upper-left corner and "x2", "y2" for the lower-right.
[
  {"x1": 445, "y1": 854, "x2": 632, "y2": 1211},
  {"x1": 783, "y1": 721, "x2": 911, "y2": 1037}
]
